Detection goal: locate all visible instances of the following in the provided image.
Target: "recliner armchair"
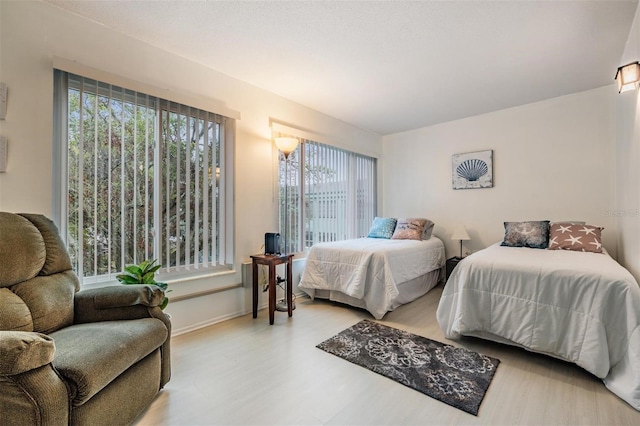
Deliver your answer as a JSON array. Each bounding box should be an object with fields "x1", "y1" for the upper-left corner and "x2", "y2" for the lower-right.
[{"x1": 0, "y1": 212, "x2": 171, "y2": 425}]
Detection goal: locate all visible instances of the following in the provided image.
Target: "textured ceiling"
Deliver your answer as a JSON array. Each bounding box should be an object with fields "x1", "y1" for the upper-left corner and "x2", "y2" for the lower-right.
[{"x1": 44, "y1": 0, "x2": 638, "y2": 135}]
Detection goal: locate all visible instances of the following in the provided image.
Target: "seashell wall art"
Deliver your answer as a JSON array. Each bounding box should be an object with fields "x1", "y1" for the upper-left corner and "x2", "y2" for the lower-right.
[{"x1": 452, "y1": 150, "x2": 493, "y2": 189}]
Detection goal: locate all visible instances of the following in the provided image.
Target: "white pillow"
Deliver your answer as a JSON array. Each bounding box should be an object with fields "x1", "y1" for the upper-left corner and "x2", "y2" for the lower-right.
[{"x1": 422, "y1": 219, "x2": 435, "y2": 240}]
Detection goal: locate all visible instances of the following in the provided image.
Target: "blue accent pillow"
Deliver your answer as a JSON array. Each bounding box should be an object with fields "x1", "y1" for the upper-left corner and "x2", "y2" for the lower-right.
[
  {"x1": 500, "y1": 220, "x2": 550, "y2": 249},
  {"x1": 367, "y1": 217, "x2": 397, "y2": 239}
]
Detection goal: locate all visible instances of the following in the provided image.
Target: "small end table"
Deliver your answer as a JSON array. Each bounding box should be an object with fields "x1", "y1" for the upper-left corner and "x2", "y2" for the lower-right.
[
  {"x1": 446, "y1": 256, "x2": 464, "y2": 281},
  {"x1": 250, "y1": 254, "x2": 294, "y2": 325}
]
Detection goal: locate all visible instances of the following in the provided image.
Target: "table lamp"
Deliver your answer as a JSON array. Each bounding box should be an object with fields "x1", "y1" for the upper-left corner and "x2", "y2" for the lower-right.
[{"x1": 451, "y1": 225, "x2": 470, "y2": 258}]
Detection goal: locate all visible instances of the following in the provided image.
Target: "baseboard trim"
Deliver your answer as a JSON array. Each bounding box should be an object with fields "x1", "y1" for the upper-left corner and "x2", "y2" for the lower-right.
[
  {"x1": 171, "y1": 292, "x2": 309, "y2": 336},
  {"x1": 171, "y1": 282, "x2": 243, "y2": 303}
]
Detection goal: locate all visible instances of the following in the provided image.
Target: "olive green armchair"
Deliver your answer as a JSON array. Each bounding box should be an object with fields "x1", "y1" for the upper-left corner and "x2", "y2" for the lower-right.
[{"x1": 0, "y1": 212, "x2": 171, "y2": 425}]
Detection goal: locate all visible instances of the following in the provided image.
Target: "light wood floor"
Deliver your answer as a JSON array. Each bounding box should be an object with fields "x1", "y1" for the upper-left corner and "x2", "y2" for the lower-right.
[{"x1": 135, "y1": 285, "x2": 640, "y2": 425}]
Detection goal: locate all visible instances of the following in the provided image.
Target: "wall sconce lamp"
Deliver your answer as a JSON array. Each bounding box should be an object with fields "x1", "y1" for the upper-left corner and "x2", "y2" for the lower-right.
[
  {"x1": 451, "y1": 225, "x2": 470, "y2": 259},
  {"x1": 274, "y1": 137, "x2": 299, "y2": 159},
  {"x1": 615, "y1": 61, "x2": 640, "y2": 93}
]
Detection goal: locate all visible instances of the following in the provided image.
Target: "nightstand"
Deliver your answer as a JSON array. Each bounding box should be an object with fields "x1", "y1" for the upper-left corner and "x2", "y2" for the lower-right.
[
  {"x1": 446, "y1": 256, "x2": 463, "y2": 280},
  {"x1": 250, "y1": 254, "x2": 294, "y2": 325}
]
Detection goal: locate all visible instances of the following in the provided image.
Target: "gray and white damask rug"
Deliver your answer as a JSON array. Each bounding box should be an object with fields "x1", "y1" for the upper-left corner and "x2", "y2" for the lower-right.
[{"x1": 317, "y1": 319, "x2": 500, "y2": 416}]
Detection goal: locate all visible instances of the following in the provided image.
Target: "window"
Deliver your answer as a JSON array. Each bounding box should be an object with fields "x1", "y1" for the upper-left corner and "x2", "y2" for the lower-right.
[
  {"x1": 54, "y1": 71, "x2": 234, "y2": 283},
  {"x1": 279, "y1": 137, "x2": 376, "y2": 253}
]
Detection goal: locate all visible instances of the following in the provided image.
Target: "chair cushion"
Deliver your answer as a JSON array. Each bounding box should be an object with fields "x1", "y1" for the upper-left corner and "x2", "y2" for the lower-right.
[
  {"x1": 0, "y1": 288, "x2": 33, "y2": 331},
  {"x1": 11, "y1": 272, "x2": 79, "y2": 334},
  {"x1": 19, "y1": 213, "x2": 73, "y2": 276},
  {"x1": 49, "y1": 318, "x2": 168, "y2": 406},
  {"x1": 0, "y1": 212, "x2": 46, "y2": 287}
]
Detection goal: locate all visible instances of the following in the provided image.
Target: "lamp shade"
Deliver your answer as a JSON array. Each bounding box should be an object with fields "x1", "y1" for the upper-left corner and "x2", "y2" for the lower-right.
[
  {"x1": 451, "y1": 225, "x2": 470, "y2": 241},
  {"x1": 274, "y1": 137, "x2": 299, "y2": 158},
  {"x1": 615, "y1": 62, "x2": 640, "y2": 94}
]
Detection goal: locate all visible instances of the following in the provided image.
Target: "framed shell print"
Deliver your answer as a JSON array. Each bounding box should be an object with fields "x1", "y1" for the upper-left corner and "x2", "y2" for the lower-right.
[{"x1": 452, "y1": 150, "x2": 493, "y2": 189}]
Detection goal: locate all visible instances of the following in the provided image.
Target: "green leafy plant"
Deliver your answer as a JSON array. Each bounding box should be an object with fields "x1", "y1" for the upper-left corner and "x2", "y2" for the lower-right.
[{"x1": 116, "y1": 259, "x2": 170, "y2": 310}]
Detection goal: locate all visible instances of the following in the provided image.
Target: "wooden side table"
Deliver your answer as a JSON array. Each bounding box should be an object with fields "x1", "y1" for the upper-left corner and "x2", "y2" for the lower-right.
[{"x1": 250, "y1": 254, "x2": 294, "y2": 325}]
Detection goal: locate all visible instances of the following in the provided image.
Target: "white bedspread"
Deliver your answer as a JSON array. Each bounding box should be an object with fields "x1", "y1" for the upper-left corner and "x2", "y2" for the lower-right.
[
  {"x1": 437, "y1": 243, "x2": 640, "y2": 410},
  {"x1": 299, "y1": 237, "x2": 445, "y2": 319}
]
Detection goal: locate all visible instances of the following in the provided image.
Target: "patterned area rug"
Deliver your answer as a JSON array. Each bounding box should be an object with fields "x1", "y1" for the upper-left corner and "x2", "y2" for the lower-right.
[{"x1": 317, "y1": 320, "x2": 500, "y2": 416}]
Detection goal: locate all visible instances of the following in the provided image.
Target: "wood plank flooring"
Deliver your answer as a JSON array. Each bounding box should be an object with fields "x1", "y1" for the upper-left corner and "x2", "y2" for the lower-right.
[{"x1": 135, "y1": 285, "x2": 640, "y2": 425}]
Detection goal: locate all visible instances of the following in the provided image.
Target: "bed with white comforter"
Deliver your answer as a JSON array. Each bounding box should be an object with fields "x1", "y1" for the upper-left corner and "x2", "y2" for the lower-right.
[
  {"x1": 299, "y1": 237, "x2": 445, "y2": 319},
  {"x1": 437, "y1": 243, "x2": 640, "y2": 410}
]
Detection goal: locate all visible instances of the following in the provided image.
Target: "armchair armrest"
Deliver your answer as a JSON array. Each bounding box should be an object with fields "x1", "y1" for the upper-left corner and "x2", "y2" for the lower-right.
[
  {"x1": 1, "y1": 332, "x2": 69, "y2": 425},
  {"x1": 0, "y1": 331, "x2": 55, "y2": 376},
  {"x1": 74, "y1": 284, "x2": 168, "y2": 324},
  {"x1": 77, "y1": 284, "x2": 164, "y2": 309}
]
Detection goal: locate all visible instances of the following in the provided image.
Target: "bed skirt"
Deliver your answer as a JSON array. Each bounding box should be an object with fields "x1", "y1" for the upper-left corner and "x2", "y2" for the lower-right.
[{"x1": 308, "y1": 268, "x2": 442, "y2": 318}]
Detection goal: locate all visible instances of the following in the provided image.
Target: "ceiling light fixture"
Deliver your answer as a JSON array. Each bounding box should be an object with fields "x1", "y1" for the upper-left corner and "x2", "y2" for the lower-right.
[{"x1": 615, "y1": 61, "x2": 640, "y2": 93}]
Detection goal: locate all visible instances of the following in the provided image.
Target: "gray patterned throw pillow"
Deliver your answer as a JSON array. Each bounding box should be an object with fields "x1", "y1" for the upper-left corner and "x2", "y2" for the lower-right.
[{"x1": 500, "y1": 220, "x2": 550, "y2": 249}]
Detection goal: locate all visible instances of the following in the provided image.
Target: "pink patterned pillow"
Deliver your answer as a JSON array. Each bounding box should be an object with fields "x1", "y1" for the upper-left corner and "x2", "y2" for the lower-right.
[
  {"x1": 548, "y1": 223, "x2": 603, "y2": 253},
  {"x1": 391, "y1": 218, "x2": 427, "y2": 241}
]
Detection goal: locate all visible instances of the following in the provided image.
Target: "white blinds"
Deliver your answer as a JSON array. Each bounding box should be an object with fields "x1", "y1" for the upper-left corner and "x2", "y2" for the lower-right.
[
  {"x1": 57, "y1": 71, "x2": 233, "y2": 281},
  {"x1": 158, "y1": 100, "x2": 229, "y2": 271},
  {"x1": 279, "y1": 137, "x2": 376, "y2": 253}
]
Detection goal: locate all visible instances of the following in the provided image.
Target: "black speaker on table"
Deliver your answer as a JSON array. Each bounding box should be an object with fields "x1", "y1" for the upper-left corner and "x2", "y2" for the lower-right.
[{"x1": 265, "y1": 233, "x2": 280, "y2": 255}]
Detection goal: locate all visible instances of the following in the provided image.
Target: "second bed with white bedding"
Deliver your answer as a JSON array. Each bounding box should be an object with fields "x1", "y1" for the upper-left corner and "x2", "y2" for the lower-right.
[
  {"x1": 437, "y1": 243, "x2": 640, "y2": 410},
  {"x1": 299, "y1": 237, "x2": 445, "y2": 319}
]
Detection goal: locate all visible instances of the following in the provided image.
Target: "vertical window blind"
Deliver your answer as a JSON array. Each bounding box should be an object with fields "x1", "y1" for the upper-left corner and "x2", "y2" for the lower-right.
[
  {"x1": 55, "y1": 70, "x2": 233, "y2": 282},
  {"x1": 279, "y1": 137, "x2": 376, "y2": 253}
]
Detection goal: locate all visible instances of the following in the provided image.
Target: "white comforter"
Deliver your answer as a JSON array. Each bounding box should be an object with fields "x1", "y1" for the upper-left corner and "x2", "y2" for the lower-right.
[
  {"x1": 437, "y1": 243, "x2": 640, "y2": 410},
  {"x1": 299, "y1": 237, "x2": 445, "y2": 319}
]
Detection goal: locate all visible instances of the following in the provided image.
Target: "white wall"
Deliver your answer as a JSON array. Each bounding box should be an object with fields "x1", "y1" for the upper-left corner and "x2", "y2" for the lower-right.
[
  {"x1": 382, "y1": 86, "x2": 618, "y2": 260},
  {"x1": 616, "y1": 3, "x2": 640, "y2": 281},
  {"x1": 0, "y1": 1, "x2": 382, "y2": 333}
]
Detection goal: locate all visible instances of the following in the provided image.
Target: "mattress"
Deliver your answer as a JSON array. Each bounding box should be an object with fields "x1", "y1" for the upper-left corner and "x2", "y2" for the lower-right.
[{"x1": 299, "y1": 237, "x2": 445, "y2": 319}]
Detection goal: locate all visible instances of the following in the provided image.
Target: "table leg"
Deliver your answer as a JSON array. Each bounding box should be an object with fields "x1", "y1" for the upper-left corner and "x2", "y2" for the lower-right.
[
  {"x1": 252, "y1": 260, "x2": 258, "y2": 319},
  {"x1": 287, "y1": 257, "x2": 293, "y2": 317},
  {"x1": 268, "y1": 264, "x2": 276, "y2": 325}
]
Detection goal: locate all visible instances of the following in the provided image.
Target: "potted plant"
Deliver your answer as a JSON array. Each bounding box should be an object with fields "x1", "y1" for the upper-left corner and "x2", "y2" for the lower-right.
[{"x1": 116, "y1": 259, "x2": 170, "y2": 310}]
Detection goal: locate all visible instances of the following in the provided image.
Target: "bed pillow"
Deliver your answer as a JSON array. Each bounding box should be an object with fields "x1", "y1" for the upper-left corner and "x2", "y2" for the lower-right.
[
  {"x1": 367, "y1": 217, "x2": 397, "y2": 239},
  {"x1": 500, "y1": 220, "x2": 550, "y2": 249},
  {"x1": 548, "y1": 223, "x2": 603, "y2": 253},
  {"x1": 421, "y1": 219, "x2": 435, "y2": 240},
  {"x1": 391, "y1": 218, "x2": 427, "y2": 241}
]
